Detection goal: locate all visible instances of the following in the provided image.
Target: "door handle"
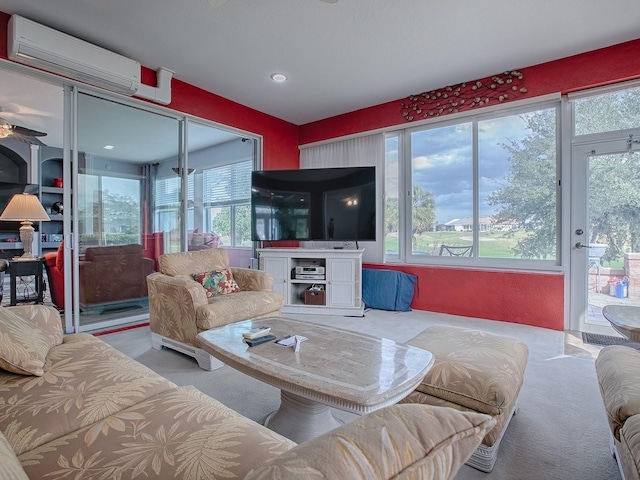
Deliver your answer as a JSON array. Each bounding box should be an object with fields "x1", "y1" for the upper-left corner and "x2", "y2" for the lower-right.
[{"x1": 575, "y1": 242, "x2": 590, "y2": 249}]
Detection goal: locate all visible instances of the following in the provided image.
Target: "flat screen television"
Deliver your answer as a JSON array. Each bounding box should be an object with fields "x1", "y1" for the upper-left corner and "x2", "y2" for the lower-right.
[
  {"x1": 0, "y1": 182, "x2": 40, "y2": 234},
  {"x1": 251, "y1": 166, "x2": 376, "y2": 242}
]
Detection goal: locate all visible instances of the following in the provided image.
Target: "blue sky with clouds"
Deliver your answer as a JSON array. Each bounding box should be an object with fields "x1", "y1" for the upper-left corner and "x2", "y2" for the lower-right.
[{"x1": 387, "y1": 111, "x2": 539, "y2": 224}]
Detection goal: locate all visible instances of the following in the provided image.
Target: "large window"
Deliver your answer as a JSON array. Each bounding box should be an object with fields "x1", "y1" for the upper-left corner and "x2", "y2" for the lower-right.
[{"x1": 386, "y1": 102, "x2": 560, "y2": 267}]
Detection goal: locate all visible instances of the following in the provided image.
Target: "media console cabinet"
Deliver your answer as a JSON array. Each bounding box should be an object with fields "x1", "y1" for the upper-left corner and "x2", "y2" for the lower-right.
[{"x1": 257, "y1": 248, "x2": 364, "y2": 316}]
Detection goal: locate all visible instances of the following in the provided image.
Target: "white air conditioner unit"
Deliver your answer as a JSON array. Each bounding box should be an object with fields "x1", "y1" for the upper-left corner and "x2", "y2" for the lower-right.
[{"x1": 7, "y1": 15, "x2": 141, "y2": 95}]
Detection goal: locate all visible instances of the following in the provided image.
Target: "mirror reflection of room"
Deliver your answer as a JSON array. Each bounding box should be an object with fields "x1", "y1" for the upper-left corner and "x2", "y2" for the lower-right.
[{"x1": 0, "y1": 70, "x2": 256, "y2": 332}]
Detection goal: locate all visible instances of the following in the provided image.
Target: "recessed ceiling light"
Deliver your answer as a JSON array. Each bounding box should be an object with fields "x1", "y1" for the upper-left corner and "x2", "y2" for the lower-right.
[
  {"x1": 103, "y1": 145, "x2": 114, "y2": 150},
  {"x1": 270, "y1": 73, "x2": 287, "y2": 83}
]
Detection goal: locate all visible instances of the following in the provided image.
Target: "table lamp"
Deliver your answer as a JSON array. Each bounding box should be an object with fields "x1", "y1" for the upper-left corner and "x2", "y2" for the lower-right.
[{"x1": 0, "y1": 192, "x2": 50, "y2": 259}]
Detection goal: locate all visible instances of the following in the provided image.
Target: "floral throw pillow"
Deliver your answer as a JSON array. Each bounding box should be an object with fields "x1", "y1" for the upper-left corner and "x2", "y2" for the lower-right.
[{"x1": 192, "y1": 268, "x2": 241, "y2": 297}]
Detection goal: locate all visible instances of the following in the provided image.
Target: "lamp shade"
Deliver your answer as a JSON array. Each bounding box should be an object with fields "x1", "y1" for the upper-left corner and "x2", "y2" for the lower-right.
[{"x1": 0, "y1": 193, "x2": 51, "y2": 222}]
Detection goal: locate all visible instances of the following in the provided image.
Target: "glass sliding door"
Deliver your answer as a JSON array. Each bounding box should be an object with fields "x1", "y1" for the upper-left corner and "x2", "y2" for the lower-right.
[
  {"x1": 186, "y1": 121, "x2": 254, "y2": 268},
  {"x1": 75, "y1": 92, "x2": 181, "y2": 331}
]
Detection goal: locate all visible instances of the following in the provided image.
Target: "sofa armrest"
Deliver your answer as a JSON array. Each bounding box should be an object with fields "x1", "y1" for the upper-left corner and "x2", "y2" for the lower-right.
[
  {"x1": 244, "y1": 404, "x2": 496, "y2": 480},
  {"x1": 6, "y1": 305, "x2": 63, "y2": 337},
  {"x1": 6, "y1": 305, "x2": 62, "y2": 327},
  {"x1": 147, "y1": 272, "x2": 209, "y2": 346},
  {"x1": 596, "y1": 345, "x2": 640, "y2": 441},
  {"x1": 231, "y1": 267, "x2": 274, "y2": 291}
]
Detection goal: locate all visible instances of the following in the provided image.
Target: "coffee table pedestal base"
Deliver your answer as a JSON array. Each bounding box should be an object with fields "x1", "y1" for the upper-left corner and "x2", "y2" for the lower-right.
[{"x1": 264, "y1": 391, "x2": 343, "y2": 443}]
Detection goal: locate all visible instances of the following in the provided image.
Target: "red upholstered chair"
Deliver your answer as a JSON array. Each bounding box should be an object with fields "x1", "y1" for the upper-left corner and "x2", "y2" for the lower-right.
[{"x1": 43, "y1": 242, "x2": 65, "y2": 310}]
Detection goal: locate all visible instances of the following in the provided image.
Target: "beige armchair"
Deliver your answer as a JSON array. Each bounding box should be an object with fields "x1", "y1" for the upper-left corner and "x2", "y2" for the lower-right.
[{"x1": 147, "y1": 248, "x2": 284, "y2": 370}]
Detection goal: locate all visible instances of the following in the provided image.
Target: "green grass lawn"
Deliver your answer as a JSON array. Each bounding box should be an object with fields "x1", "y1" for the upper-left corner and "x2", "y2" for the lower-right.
[
  {"x1": 385, "y1": 230, "x2": 627, "y2": 265},
  {"x1": 385, "y1": 231, "x2": 532, "y2": 258}
]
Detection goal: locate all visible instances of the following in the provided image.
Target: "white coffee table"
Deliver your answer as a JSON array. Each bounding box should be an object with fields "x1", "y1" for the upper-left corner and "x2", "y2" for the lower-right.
[{"x1": 197, "y1": 317, "x2": 434, "y2": 443}]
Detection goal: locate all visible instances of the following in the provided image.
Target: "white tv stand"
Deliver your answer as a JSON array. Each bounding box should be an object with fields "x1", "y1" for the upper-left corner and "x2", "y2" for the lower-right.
[{"x1": 258, "y1": 248, "x2": 364, "y2": 316}]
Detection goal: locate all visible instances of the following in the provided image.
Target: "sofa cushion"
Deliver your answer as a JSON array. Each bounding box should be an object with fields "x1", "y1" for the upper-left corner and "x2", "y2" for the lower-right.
[
  {"x1": 0, "y1": 305, "x2": 63, "y2": 376},
  {"x1": 595, "y1": 345, "x2": 640, "y2": 441},
  {"x1": 618, "y1": 414, "x2": 640, "y2": 480},
  {"x1": 159, "y1": 248, "x2": 230, "y2": 277},
  {"x1": 17, "y1": 386, "x2": 296, "y2": 480},
  {"x1": 196, "y1": 291, "x2": 284, "y2": 330},
  {"x1": 0, "y1": 430, "x2": 28, "y2": 480},
  {"x1": 0, "y1": 333, "x2": 176, "y2": 456},
  {"x1": 192, "y1": 268, "x2": 240, "y2": 297},
  {"x1": 245, "y1": 404, "x2": 496, "y2": 480},
  {"x1": 406, "y1": 325, "x2": 528, "y2": 417}
]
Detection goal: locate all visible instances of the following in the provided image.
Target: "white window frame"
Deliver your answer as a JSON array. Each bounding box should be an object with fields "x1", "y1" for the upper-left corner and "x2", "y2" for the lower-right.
[{"x1": 386, "y1": 99, "x2": 563, "y2": 271}]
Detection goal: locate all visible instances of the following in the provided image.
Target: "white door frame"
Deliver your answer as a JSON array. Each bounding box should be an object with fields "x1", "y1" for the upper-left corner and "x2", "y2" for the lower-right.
[{"x1": 569, "y1": 129, "x2": 640, "y2": 332}]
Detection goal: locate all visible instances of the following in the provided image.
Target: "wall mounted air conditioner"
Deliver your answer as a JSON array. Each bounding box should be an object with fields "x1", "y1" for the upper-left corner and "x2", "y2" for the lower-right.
[{"x1": 7, "y1": 15, "x2": 141, "y2": 96}]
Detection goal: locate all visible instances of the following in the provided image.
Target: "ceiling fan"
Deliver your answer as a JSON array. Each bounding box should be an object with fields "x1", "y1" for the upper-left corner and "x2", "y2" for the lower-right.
[
  {"x1": 0, "y1": 117, "x2": 47, "y2": 146},
  {"x1": 208, "y1": 0, "x2": 337, "y2": 7}
]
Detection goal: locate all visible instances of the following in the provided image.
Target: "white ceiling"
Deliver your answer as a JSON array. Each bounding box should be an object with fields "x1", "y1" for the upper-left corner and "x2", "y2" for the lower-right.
[
  {"x1": 0, "y1": 0, "x2": 639, "y2": 128},
  {"x1": 0, "y1": 65, "x2": 241, "y2": 160}
]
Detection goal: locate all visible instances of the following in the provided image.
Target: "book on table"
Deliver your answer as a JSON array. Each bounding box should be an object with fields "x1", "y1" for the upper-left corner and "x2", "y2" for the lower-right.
[{"x1": 242, "y1": 327, "x2": 271, "y2": 339}]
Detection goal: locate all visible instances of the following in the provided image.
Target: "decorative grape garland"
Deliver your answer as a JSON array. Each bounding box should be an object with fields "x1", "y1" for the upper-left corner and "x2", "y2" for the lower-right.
[{"x1": 401, "y1": 70, "x2": 527, "y2": 122}]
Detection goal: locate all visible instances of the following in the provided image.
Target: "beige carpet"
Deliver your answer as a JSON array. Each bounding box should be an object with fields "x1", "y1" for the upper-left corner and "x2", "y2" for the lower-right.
[{"x1": 100, "y1": 309, "x2": 620, "y2": 480}]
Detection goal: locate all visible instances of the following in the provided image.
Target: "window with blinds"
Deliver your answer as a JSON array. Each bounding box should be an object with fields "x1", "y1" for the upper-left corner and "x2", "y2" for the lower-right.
[
  {"x1": 154, "y1": 161, "x2": 253, "y2": 248},
  {"x1": 203, "y1": 161, "x2": 252, "y2": 206},
  {"x1": 155, "y1": 174, "x2": 194, "y2": 207}
]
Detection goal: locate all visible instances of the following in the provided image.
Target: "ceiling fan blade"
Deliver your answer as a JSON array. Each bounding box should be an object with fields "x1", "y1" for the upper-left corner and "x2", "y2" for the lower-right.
[
  {"x1": 8, "y1": 132, "x2": 47, "y2": 146},
  {"x1": 10, "y1": 125, "x2": 47, "y2": 137},
  {"x1": 0, "y1": 117, "x2": 48, "y2": 145}
]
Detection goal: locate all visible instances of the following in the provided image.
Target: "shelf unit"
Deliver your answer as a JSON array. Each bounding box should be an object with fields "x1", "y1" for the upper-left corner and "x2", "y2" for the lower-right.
[
  {"x1": 258, "y1": 248, "x2": 364, "y2": 316},
  {"x1": 39, "y1": 155, "x2": 68, "y2": 254}
]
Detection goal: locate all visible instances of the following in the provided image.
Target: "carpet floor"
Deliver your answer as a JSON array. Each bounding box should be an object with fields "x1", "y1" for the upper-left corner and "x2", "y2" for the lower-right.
[{"x1": 100, "y1": 310, "x2": 621, "y2": 480}]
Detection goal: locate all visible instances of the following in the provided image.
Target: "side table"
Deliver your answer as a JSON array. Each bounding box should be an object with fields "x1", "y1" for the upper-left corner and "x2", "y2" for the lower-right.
[
  {"x1": 8, "y1": 257, "x2": 45, "y2": 306},
  {"x1": 602, "y1": 305, "x2": 640, "y2": 342}
]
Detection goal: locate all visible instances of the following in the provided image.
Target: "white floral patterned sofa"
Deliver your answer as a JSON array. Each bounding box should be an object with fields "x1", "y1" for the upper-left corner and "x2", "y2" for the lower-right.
[
  {"x1": 0, "y1": 305, "x2": 497, "y2": 479},
  {"x1": 147, "y1": 248, "x2": 284, "y2": 370},
  {"x1": 595, "y1": 345, "x2": 640, "y2": 480}
]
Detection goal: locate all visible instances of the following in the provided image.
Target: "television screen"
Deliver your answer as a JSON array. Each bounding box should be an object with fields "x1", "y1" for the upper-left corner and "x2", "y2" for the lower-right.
[
  {"x1": 251, "y1": 166, "x2": 376, "y2": 242},
  {"x1": 0, "y1": 183, "x2": 40, "y2": 233}
]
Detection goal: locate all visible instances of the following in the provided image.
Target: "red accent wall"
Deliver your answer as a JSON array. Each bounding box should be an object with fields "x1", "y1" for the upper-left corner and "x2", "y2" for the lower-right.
[{"x1": 364, "y1": 263, "x2": 564, "y2": 330}]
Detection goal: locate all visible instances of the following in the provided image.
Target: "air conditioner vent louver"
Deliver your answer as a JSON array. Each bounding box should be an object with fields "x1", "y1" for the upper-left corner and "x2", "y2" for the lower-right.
[{"x1": 8, "y1": 15, "x2": 141, "y2": 95}]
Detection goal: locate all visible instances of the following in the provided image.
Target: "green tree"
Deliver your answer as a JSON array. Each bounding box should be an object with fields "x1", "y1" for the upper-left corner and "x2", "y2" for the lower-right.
[
  {"x1": 411, "y1": 185, "x2": 436, "y2": 242},
  {"x1": 488, "y1": 109, "x2": 557, "y2": 259},
  {"x1": 589, "y1": 154, "x2": 640, "y2": 262},
  {"x1": 575, "y1": 88, "x2": 640, "y2": 262},
  {"x1": 490, "y1": 87, "x2": 640, "y2": 262},
  {"x1": 385, "y1": 197, "x2": 399, "y2": 234},
  {"x1": 103, "y1": 190, "x2": 139, "y2": 232},
  {"x1": 212, "y1": 204, "x2": 251, "y2": 246}
]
